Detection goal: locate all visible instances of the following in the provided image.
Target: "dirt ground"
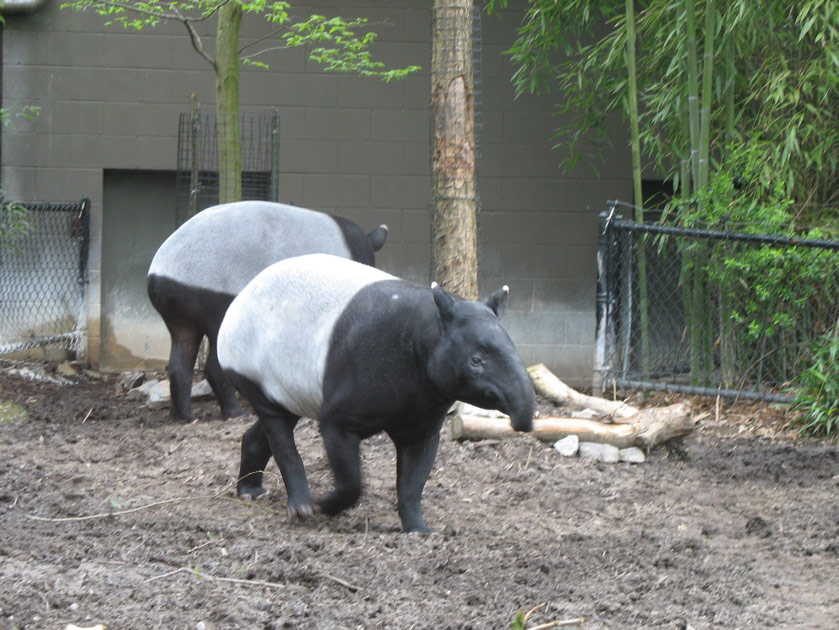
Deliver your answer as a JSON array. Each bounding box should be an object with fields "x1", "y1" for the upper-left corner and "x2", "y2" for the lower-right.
[{"x1": 1, "y1": 362, "x2": 837, "y2": 630}]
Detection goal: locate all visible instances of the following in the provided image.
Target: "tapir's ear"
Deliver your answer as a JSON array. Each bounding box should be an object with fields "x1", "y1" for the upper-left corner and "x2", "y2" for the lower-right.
[
  {"x1": 484, "y1": 285, "x2": 509, "y2": 319},
  {"x1": 367, "y1": 225, "x2": 388, "y2": 252},
  {"x1": 431, "y1": 282, "x2": 456, "y2": 324}
]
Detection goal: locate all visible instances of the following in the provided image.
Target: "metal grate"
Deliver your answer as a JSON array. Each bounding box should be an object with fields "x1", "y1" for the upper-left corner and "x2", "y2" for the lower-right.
[
  {"x1": 594, "y1": 202, "x2": 839, "y2": 401},
  {"x1": 0, "y1": 197, "x2": 90, "y2": 356},
  {"x1": 175, "y1": 106, "x2": 280, "y2": 225}
]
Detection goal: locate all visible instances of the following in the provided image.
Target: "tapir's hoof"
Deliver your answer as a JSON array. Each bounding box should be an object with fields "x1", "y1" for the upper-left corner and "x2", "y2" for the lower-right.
[
  {"x1": 221, "y1": 407, "x2": 248, "y2": 421},
  {"x1": 225, "y1": 411, "x2": 255, "y2": 422},
  {"x1": 287, "y1": 501, "x2": 315, "y2": 520},
  {"x1": 404, "y1": 524, "x2": 437, "y2": 535},
  {"x1": 238, "y1": 486, "x2": 269, "y2": 501},
  {"x1": 171, "y1": 415, "x2": 199, "y2": 425}
]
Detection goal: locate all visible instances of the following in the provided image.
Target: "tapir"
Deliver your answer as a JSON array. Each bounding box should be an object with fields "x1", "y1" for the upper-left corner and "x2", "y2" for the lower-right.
[
  {"x1": 147, "y1": 201, "x2": 388, "y2": 423},
  {"x1": 217, "y1": 253, "x2": 535, "y2": 533}
]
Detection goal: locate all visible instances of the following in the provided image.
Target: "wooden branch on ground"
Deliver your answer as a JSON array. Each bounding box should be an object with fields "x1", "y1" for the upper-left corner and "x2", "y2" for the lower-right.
[
  {"x1": 451, "y1": 402, "x2": 694, "y2": 449},
  {"x1": 528, "y1": 363, "x2": 638, "y2": 420}
]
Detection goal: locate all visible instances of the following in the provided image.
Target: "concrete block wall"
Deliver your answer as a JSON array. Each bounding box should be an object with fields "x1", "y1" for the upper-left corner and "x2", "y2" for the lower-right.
[{"x1": 1, "y1": 0, "x2": 631, "y2": 387}]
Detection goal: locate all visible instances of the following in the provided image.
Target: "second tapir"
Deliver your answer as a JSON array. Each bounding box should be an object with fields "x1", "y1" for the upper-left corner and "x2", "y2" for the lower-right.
[
  {"x1": 217, "y1": 254, "x2": 535, "y2": 533},
  {"x1": 147, "y1": 201, "x2": 388, "y2": 423}
]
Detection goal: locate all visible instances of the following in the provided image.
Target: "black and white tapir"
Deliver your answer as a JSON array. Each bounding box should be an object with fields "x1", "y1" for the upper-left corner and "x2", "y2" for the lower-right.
[
  {"x1": 147, "y1": 201, "x2": 388, "y2": 423},
  {"x1": 217, "y1": 253, "x2": 535, "y2": 533}
]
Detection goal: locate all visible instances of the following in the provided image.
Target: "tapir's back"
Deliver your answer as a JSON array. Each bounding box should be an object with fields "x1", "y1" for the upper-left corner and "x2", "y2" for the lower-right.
[
  {"x1": 148, "y1": 201, "x2": 353, "y2": 296},
  {"x1": 217, "y1": 254, "x2": 395, "y2": 418}
]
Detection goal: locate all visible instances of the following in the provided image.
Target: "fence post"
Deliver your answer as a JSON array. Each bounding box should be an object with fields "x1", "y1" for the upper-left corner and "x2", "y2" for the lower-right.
[
  {"x1": 76, "y1": 196, "x2": 91, "y2": 361},
  {"x1": 593, "y1": 204, "x2": 619, "y2": 394},
  {"x1": 270, "y1": 108, "x2": 280, "y2": 203},
  {"x1": 188, "y1": 94, "x2": 201, "y2": 220}
]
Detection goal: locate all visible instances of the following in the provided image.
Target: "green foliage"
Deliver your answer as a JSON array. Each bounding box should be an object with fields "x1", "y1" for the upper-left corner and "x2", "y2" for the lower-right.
[
  {"x1": 0, "y1": 198, "x2": 33, "y2": 254},
  {"x1": 677, "y1": 141, "x2": 839, "y2": 389},
  {"x1": 60, "y1": 0, "x2": 420, "y2": 80},
  {"x1": 0, "y1": 400, "x2": 27, "y2": 423},
  {"x1": 509, "y1": 610, "x2": 527, "y2": 630},
  {"x1": 487, "y1": 0, "x2": 839, "y2": 211},
  {"x1": 1, "y1": 104, "x2": 41, "y2": 128},
  {"x1": 793, "y1": 326, "x2": 839, "y2": 436}
]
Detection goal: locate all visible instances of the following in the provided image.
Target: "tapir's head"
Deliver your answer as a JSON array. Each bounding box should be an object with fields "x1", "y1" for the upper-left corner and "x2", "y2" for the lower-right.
[
  {"x1": 429, "y1": 284, "x2": 535, "y2": 432},
  {"x1": 333, "y1": 218, "x2": 388, "y2": 267}
]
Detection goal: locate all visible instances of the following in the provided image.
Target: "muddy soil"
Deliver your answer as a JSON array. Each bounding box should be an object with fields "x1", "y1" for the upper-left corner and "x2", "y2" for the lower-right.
[{"x1": 1, "y1": 363, "x2": 837, "y2": 630}]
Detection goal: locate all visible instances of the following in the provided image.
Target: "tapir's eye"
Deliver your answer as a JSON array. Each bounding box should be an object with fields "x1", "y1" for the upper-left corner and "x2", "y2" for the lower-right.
[{"x1": 470, "y1": 355, "x2": 483, "y2": 367}]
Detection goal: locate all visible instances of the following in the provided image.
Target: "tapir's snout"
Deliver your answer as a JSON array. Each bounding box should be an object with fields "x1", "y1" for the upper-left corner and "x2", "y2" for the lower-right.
[{"x1": 501, "y1": 366, "x2": 536, "y2": 433}]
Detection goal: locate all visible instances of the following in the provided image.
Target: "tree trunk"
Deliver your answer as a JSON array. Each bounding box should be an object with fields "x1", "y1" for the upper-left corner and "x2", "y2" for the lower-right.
[
  {"x1": 215, "y1": 2, "x2": 243, "y2": 204},
  {"x1": 431, "y1": 0, "x2": 478, "y2": 299},
  {"x1": 451, "y1": 404, "x2": 695, "y2": 449},
  {"x1": 528, "y1": 364, "x2": 638, "y2": 419}
]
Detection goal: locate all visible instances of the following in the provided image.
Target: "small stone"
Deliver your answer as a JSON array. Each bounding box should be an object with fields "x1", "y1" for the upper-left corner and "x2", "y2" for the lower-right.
[
  {"x1": 56, "y1": 362, "x2": 78, "y2": 377},
  {"x1": 127, "y1": 378, "x2": 159, "y2": 401},
  {"x1": 146, "y1": 380, "x2": 172, "y2": 410},
  {"x1": 119, "y1": 371, "x2": 146, "y2": 392},
  {"x1": 579, "y1": 441, "x2": 620, "y2": 463},
  {"x1": 618, "y1": 446, "x2": 646, "y2": 464},
  {"x1": 190, "y1": 379, "x2": 214, "y2": 400},
  {"x1": 553, "y1": 435, "x2": 580, "y2": 457}
]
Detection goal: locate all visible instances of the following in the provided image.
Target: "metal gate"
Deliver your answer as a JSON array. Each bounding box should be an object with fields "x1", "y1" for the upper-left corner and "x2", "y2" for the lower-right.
[{"x1": 0, "y1": 197, "x2": 90, "y2": 357}]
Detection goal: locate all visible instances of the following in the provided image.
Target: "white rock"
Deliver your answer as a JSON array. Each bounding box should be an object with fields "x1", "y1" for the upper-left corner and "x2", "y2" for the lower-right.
[
  {"x1": 119, "y1": 371, "x2": 146, "y2": 392},
  {"x1": 146, "y1": 380, "x2": 172, "y2": 410},
  {"x1": 456, "y1": 402, "x2": 509, "y2": 419},
  {"x1": 127, "y1": 378, "x2": 159, "y2": 401},
  {"x1": 553, "y1": 435, "x2": 580, "y2": 457},
  {"x1": 619, "y1": 446, "x2": 646, "y2": 463},
  {"x1": 190, "y1": 379, "x2": 214, "y2": 400},
  {"x1": 57, "y1": 362, "x2": 79, "y2": 377},
  {"x1": 133, "y1": 378, "x2": 214, "y2": 409},
  {"x1": 579, "y1": 441, "x2": 620, "y2": 463}
]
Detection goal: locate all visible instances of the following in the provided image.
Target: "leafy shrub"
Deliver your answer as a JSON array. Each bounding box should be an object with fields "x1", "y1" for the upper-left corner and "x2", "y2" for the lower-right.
[
  {"x1": 673, "y1": 140, "x2": 839, "y2": 389},
  {"x1": 793, "y1": 328, "x2": 839, "y2": 436}
]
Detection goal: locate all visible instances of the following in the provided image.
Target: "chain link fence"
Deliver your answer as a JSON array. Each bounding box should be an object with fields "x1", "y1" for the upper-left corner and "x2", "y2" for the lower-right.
[
  {"x1": 0, "y1": 197, "x2": 90, "y2": 357},
  {"x1": 594, "y1": 201, "x2": 839, "y2": 401}
]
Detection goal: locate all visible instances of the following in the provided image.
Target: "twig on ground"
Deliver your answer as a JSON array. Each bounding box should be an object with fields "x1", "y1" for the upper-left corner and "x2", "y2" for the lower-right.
[
  {"x1": 519, "y1": 604, "x2": 586, "y2": 629},
  {"x1": 529, "y1": 619, "x2": 586, "y2": 629},
  {"x1": 144, "y1": 565, "x2": 361, "y2": 592}
]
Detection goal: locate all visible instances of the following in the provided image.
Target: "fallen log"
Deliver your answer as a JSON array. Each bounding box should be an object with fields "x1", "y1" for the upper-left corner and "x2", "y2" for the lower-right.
[
  {"x1": 450, "y1": 403, "x2": 695, "y2": 449},
  {"x1": 528, "y1": 363, "x2": 638, "y2": 420}
]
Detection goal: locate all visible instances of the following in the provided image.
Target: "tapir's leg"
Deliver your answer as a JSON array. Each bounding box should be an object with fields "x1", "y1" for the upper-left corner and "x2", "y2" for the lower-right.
[
  {"x1": 167, "y1": 324, "x2": 202, "y2": 423},
  {"x1": 228, "y1": 371, "x2": 314, "y2": 518},
  {"x1": 317, "y1": 422, "x2": 362, "y2": 516},
  {"x1": 237, "y1": 420, "x2": 272, "y2": 500},
  {"x1": 393, "y1": 426, "x2": 442, "y2": 534},
  {"x1": 204, "y1": 338, "x2": 245, "y2": 419},
  {"x1": 260, "y1": 413, "x2": 315, "y2": 519}
]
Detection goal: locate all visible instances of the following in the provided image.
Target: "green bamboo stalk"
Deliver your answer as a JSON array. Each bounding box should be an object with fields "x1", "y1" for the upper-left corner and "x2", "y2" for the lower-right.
[
  {"x1": 684, "y1": 0, "x2": 703, "y2": 385},
  {"x1": 679, "y1": 87, "x2": 695, "y2": 375},
  {"x1": 625, "y1": 0, "x2": 650, "y2": 377},
  {"x1": 724, "y1": 30, "x2": 735, "y2": 145},
  {"x1": 698, "y1": 0, "x2": 715, "y2": 384},
  {"x1": 719, "y1": 29, "x2": 736, "y2": 386},
  {"x1": 685, "y1": 0, "x2": 701, "y2": 188},
  {"x1": 697, "y1": 0, "x2": 714, "y2": 191}
]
